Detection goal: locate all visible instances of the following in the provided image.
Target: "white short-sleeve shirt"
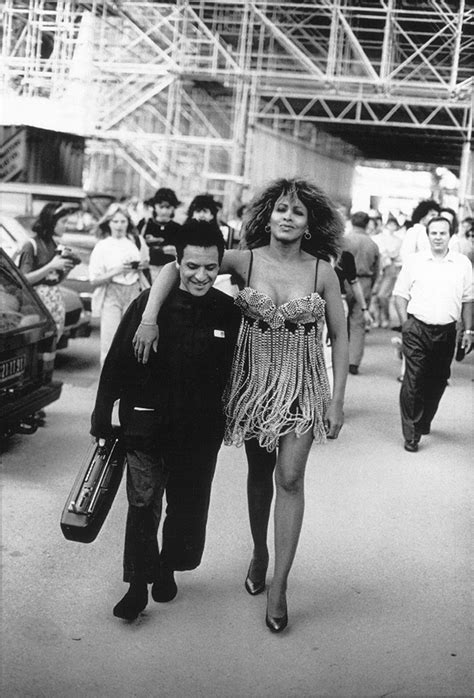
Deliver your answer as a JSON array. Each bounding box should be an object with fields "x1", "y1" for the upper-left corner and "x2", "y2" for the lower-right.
[{"x1": 393, "y1": 250, "x2": 472, "y2": 325}]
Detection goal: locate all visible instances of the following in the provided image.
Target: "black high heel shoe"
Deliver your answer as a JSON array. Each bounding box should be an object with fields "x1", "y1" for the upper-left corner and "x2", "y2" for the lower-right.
[
  {"x1": 244, "y1": 559, "x2": 267, "y2": 596},
  {"x1": 265, "y1": 592, "x2": 288, "y2": 633}
]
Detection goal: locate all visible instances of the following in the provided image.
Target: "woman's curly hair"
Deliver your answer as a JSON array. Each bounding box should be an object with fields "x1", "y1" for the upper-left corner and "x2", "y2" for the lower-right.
[{"x1": 240, "y1": 178, "x2": 343, "y2": 261}]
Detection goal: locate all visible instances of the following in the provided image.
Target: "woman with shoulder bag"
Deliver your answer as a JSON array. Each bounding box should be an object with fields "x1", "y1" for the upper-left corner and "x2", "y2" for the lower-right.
[{"x1": 89, "y1": 203, "x2": 150, "y2": 364}]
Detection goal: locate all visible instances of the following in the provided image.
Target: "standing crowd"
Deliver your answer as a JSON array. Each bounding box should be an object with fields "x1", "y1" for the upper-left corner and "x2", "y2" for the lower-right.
[{"x1": 17, "y1": 179, "x2": 472, "y2": 631}]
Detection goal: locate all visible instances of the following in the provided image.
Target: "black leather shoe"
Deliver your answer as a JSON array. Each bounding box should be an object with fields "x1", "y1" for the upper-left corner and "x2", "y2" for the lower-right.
[
  {"x1": 404, "y1": 440, "x2": 419, "y2": 452},
  {"x1": 244, "y1": 559, "x2": 267, "y2": 596},
  {"x1": 265, "y1": 590, "x2": 288, "y2": 633},
  {"x1": 113, "y1": 584, "x2": 148, "y2": 620},
  {"x1": 152, "y1": 568, "x2": 177, "y2": 603},
  {"x1": 265, "y1": 611, "x2": 288, "y2": 633}
]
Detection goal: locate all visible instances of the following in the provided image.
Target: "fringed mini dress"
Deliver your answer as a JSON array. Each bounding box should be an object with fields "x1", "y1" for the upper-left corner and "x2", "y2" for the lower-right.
[{"x1": 224, "y1": 252, "x2": 331, "y2": 452}]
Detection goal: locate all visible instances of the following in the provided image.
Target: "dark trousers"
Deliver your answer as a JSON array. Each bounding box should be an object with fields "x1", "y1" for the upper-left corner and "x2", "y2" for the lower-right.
[
  {"x1": 123, "y1": 436, "x2": 222, "y2": 582},
  {"x1": 346, "y1": 276, "x2": 373, "y2": 367},
  {"x1": 400, "y1": 315, "x2": 456, "y2": 442}
]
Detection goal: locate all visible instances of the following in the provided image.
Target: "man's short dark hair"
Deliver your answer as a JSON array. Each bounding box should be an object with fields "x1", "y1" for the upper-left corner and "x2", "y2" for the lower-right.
[
  {"x1": 426, "y1": 216, "x2": 454, "y2": 237},
  {"x1": 175, "y1": 220, "x2": 225, "y2": 264},
  {"x1": 350, "y1": 211, "x2": 370, "y2": 229},
  {"x1": 187, "y1": 194, "x2": 219, "y2": 219}
]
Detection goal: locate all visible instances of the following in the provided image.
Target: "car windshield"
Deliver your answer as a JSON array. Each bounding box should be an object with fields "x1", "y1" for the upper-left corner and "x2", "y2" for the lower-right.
[{"x1": 0, "y1": 253, "x2": 50, "y2": 333}]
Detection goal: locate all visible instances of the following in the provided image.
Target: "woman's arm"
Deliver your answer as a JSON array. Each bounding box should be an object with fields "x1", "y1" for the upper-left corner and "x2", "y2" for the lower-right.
[
  {"x1": 348, "y1": 278, "x2": 372, "y2": 326},
  {"x1": 132, "y1": 261, "x2": 180, "y2": 363},
  {"x1": 89, "y1": 262, "x2": 133, "y2": 287},
  {"x1": 321, "y1": 263, "x2": 349, "y2": 438},
  {"x1": 19, "y1": 242, "x2": 75, "y2": 285}
]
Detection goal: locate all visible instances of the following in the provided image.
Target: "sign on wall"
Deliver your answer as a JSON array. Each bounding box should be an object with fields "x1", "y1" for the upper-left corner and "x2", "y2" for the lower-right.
[{"x1": 0, "y1": 128, "x2": 26, "y2": 181}]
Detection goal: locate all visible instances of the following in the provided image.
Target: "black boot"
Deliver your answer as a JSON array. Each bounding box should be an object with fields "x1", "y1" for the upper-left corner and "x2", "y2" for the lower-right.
[
  {"x1": 152, "y1": 565, "x2": 177, "y2": 603},
  {"x1": 113, "y1": 581, "x2": 148, "y2": 620}
]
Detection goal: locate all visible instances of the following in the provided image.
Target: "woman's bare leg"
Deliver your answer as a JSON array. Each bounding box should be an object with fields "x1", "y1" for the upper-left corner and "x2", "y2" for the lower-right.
[
  {"x1": 245, "y1": 439, "x2": 276, "y2": 578},
  {"x1": 267, "y1": 430, "x2": 313, "y2": 618}
]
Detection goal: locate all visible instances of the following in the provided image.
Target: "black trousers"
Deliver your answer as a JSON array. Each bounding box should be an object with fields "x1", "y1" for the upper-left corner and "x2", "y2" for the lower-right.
[
  {"x1": 123, "y1": 436, "x2": 222, "y2": 582},
  {"x1": 400, "y1": 315, "x2": 456, "y2": 442}
]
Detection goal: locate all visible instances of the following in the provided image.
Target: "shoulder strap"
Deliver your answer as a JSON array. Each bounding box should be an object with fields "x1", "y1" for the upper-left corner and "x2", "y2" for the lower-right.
[
  {"x1": 132, "y1": 234, "x2": 141, "y2": 250},
  {"x1": 247, "y1": 250, "x2": 254, "y2": 286},
  {"x1": 314, "y1": 257, "x2": 320, "y2": 292}
]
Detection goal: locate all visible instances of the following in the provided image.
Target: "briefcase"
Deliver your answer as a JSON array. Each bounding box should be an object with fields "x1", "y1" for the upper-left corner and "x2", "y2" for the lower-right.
[{"x1": 60, "y1": 428, "x2": 126, "y2": 543}]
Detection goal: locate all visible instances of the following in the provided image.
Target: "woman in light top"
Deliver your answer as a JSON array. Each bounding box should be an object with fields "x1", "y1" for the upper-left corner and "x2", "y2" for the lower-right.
[
  {"x1": 89, "y1": 204, "x2": 149, "y2": 364},
  {"x1": 133, "y1": 178, "x2": 348, "y2": 633}
]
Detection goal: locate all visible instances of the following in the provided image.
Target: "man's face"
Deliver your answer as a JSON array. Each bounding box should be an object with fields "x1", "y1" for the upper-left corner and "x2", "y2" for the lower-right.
[
  {"x1": 178, "y1": 245, "x2": 220, "y2": 296},
  {"x1": 427, "y1": 219, "x2": 451, "y2": 256}
]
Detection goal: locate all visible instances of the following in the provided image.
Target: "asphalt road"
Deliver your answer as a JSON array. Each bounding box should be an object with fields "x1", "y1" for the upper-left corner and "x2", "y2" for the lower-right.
[{"x1": 1, "y1": 327, "x2": 472, "y2": 697}]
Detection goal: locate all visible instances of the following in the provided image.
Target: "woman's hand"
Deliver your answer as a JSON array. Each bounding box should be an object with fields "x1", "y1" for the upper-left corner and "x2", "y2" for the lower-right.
[
  {"x1": 324, "y1": 399, "x2": 344, "y2": 439},
  {"x1": 48, "y1": 255, "x2": 75, "y2": 274},
  {"x1": 133, "y1": 323, "x2": 159, "y2": 364}
]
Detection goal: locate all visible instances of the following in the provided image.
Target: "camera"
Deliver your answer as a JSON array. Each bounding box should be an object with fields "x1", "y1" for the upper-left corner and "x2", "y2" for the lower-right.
[{"x1": 56, "y1": 246, "x2": 81, "y2": 266}]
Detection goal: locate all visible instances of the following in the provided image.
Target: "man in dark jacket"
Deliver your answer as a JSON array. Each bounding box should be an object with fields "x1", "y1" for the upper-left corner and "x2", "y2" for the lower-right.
[{"x1": 91, "y1": 221, "x2": 240, "y2": 620}]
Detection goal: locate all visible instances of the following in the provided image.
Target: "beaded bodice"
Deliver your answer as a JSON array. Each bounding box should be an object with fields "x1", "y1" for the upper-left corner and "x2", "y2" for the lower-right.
[
  {"x1": 224, "y1": 286, "x2": 331, "y2": 452},
  {"x1": 235, "y1": 287, "x2": 326, "y2": 329}
]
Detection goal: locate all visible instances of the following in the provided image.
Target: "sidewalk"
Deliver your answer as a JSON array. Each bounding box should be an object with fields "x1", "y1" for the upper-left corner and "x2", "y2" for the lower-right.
[{"x1": 1, "y1": 329, "x2": 472, "y2": 697}]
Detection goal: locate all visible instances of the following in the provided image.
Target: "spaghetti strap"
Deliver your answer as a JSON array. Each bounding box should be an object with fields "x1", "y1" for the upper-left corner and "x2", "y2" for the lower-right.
[
  {"x1": 247, "y1": 250, "x2": 254, "y2": 286},
  {"x1": 314, "y1": 258, "x2": 320, "y2": 292}
]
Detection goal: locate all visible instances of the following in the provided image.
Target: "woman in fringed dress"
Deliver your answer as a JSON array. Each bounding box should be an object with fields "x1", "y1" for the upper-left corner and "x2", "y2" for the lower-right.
[{"x1": 133, "y1": 179, "x2": 349, "y2": 632}]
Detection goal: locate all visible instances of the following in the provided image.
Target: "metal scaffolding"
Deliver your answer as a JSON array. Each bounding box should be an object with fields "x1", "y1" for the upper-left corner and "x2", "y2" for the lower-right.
[{"x1": 1, "y1": 0, "x2": 472, "y2": 205}]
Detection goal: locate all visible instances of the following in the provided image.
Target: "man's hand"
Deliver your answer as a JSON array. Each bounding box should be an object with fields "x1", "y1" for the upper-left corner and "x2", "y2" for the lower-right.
[
  {"x1": 133, "y1": 323, "x2": 159, "y2": 364},
  {"x1": 461, "y1": 330, "x2": 473, "y2": 354},
  {"x1": 324, "y1": 400, "x2": 344, "y2": 439}
]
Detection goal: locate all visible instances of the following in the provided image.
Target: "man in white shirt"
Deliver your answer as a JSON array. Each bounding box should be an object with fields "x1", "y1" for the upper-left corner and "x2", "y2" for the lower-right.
[{"x1": 394, "y1": 216, "x2": 473, "y2": 452}]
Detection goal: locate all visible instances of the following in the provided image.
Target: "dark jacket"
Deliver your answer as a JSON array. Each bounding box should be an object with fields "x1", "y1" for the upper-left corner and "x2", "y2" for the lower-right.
[
  {"x1": 137, "y1": 219, "x2": 181, "y2": 266},
  {"x1": 91, "y1": 287, "x2": 241, "y2": 447}
]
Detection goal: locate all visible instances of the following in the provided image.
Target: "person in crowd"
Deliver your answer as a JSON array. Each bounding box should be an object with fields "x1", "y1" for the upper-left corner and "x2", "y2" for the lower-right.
[
  {"x1": 457, "y1": 217, "x2": 473, "y2": 263},
  {"x1": 89, "y1": 204, "x2": 150, "y2": 364},
  {"x1": 18, "y1": 202, "x2": 79, "y2": 341},
  {"x1": 399, "y1": 199, "x2": 441, "y2": 263},
  {"x1": 137, "y1": 188, "x2": 181, "y2": 280},
  {"x1": 227, "y1": 204, "x2": 247, "y2": 248},
  {"x1": 335, "y1": 249, "x2": 373, "y2": 322},
  {"x1": 185, "y1": 194, "x2": 220, "y2": 227},
  {"x1": 133, "y1": 178, "x2": 348, "y2": 633},
  {"x1": 91, "y1": 221, "x2": 240, "y2": 620},
  {"x1": 372, "y1": 216, "x2": 403, "y2": 328},
  {"x1": 393, "y1": 216, "x2": 472, "y2": 452},
  {"x1": 215, "y1": 200, "x2": 234, "y2": 247},
  {"x1": 343, "y1": 211, "x2": 380, "y2": 374},
  {"x1": 367, "y1": 211, "x2": 383, "y2": 238}
]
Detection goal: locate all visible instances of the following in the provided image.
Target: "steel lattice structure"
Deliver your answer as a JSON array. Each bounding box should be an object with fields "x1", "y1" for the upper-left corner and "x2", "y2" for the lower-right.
[{"x1": 1, "y1": 0, "x2": 472, "y2": 204}]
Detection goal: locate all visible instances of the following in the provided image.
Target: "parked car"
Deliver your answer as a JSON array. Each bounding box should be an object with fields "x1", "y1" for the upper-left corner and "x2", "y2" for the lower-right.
[
  {"x1": 0, "y1": 248, "x2": 62, "y2": 438},
  {"x1": 0, "y1": 213, "x2": 91, "y2": 347}
]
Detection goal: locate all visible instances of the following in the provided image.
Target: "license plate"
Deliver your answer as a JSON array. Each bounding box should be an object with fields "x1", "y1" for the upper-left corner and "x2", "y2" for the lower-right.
[{"x1": 0, "y1": 354, "x2": 26, "y2": 383}]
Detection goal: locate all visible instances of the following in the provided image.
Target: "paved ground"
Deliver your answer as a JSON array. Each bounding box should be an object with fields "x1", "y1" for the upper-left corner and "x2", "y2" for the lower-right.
[{"x1": 1, "y1": 329, "x2": 472, "y2": 697}]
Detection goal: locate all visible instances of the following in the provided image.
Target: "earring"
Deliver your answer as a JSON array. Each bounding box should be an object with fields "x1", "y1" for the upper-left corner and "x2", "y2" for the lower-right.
[
  {"x1": 304, "y1": 229, "x2": 312, "y2": 240},
  {"x1": 265, "y1": 223, "x2": 271, "y2": 233}
]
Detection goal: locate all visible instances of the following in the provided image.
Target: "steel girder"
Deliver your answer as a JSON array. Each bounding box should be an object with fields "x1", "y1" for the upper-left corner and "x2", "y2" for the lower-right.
[{"x1": 1, "y1": 0, "x2": 472, "y2": 200}]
